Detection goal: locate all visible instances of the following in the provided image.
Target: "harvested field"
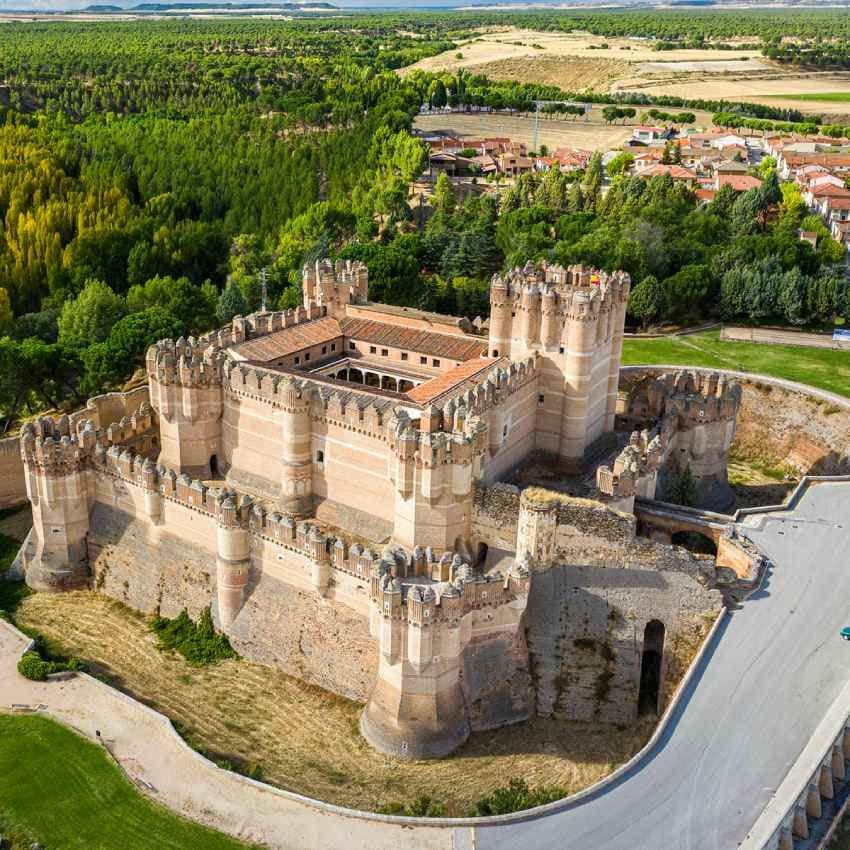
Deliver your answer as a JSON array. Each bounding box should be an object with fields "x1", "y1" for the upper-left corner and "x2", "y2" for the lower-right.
[
  {"x1": 405, "y1": 28, "x2": 761, "y2": 76},
  {"x1": 415, "y1": 110, "x2": 635, "y2": 152},
  {"x1": 405, "y1": 26, "x2": 850, "y2": 121},
  {"x1": 616, "y1": 72, "x2": 850, "y2": 117},
  {"x1": 15, "y1": 590, "x2": 654, "y2": 816},
  {"x1": 471, "y1": 55, "x2": 629, "y2": 94}
]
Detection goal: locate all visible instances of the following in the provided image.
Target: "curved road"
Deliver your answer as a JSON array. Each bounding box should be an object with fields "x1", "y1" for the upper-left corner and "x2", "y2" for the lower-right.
[{"x1": 477, "y1": 480, "x2": 850, "y2": 850}]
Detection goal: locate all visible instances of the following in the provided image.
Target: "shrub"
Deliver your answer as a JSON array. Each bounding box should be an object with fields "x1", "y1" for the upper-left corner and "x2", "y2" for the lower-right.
[
  {"x1": 16, "y1": 646, "x2": 84, "y2": 681},
  {"x1": 470, "y1": 779, "x2": 567, "y2": 816},
  {"x1": 17, "y1": 651, "x2": 51, "y2": 681},
  {"x1": 150, "y1": 607, "x2": 238, "y2": 666},
  {"x1": 376, "y1": 795, "x2": 445, "y2": 817}
]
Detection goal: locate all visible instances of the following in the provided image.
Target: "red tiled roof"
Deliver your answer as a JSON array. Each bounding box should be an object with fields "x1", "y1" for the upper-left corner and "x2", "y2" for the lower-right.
[
  {"x1": 717, "y1": 174, "x2": 763, "y2": 192},
  {"x1": 695, "y1": 189, "x2": 717, "y2": 202},
  {"x1": 231, "y1": 316, "x2": 342, "y2": 362},
  {"x1": 340, "y1": 317, "x2": 486, "y2": 362},
  {"x1": 637, "y1": 163, "x2": 696, "y2": 180},
  {"x1": 811, "y1": 183, "x2": 850, "y2": 197},
  {"x1": 786, "y1": 153, "x2": 850, "y2": 167},
  {"x1": 828, "y1": 198, "x2": 850, "y2": 209},
  {"x1": 406, "y1": 357, "x2": 501, "y2": 405}
]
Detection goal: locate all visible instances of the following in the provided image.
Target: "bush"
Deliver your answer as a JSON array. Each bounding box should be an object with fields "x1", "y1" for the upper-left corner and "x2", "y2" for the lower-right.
[
  {"x1": 376, "y1": 795, "x2": 445, "y2": 817},
  {"x1": 150, "y1": 607, "x2": 238, "y2": 666},
  {"x1": 470, "y1": 779, "x2": 567, "y2": 816},
  {"x1": 16, "y1": 645, "x2": 84, "y2": 680},
  {"x1": 17, "y1": 651, "x2": 51, "y2": 681}
]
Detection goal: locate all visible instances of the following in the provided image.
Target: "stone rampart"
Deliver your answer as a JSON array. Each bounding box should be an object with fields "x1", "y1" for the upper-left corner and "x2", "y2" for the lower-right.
[
  {"x1": 0, "y1": 385, "x2": 152, "y2": 510},
  {"x1": 620, "y1": 367, "x2": 850, "y2": 477}
]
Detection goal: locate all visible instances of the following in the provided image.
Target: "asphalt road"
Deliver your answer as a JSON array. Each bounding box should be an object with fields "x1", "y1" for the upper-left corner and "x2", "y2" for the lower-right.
[{"x1": 476, "y1": 481, "x2": 850, "y2": 850}]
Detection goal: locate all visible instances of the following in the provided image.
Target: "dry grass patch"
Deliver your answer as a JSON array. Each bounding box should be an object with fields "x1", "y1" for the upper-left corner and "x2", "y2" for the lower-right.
[
  {"x1": 472, "y1": 55, "x2": 630, "y2": 92},
  {"x1": 16, "y1": 591, "x2": 652, "y2": 815},
  {"x1": 727, "y1": 456, "x2": 796, "y2": 510}
]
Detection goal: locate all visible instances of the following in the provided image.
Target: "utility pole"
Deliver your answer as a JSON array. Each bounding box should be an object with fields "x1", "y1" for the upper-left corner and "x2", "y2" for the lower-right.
[
  {"x1": 259, "y1": 267, "x2": 268, "y2": 313},
  {"x1": 533, "y1": 100, "x2": 540, "y2": 155}
]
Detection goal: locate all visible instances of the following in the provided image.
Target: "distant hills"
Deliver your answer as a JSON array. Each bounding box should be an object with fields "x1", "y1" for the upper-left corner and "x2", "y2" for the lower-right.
[{"x1": 80, "y1": 1, "x2": 337, "y2": 11}]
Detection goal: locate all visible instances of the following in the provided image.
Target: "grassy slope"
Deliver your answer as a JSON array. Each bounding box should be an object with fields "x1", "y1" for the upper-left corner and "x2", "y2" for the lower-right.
[
  {"x1": 621, "y1": 330, "x2": 850, "y2": 398},
  {"x1": 0, "y1": 713, "x2": 252, "y2": 850}
]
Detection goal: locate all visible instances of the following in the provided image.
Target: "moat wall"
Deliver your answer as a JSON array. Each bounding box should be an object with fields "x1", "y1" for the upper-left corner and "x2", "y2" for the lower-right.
[
  {"x1": 620, "y1": 368, "x2": 850, "y2": 476},
  {"x1": 87, "y1": 496, "x2": 378, "y2": 702},
  {"x1": 0, "y1": 387, "x2": 151, "y2": 509}
]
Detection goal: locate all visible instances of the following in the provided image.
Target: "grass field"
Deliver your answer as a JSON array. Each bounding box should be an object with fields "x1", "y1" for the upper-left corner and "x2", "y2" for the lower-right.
[
  {"x1": 621, "y1": 331, "x2": 850, "y2": 399},
  {"x1": 767, "y1": 92, "x2": 850, "y2": 103},
  {"x1": 0, "y1": 713, "x2": 253, "y2": 850},
  {"x1": 13, "y1": 590, "x2": 654, "y2": 815}
]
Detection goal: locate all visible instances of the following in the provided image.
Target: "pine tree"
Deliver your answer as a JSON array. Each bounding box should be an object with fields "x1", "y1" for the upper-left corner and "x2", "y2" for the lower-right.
[{"x1": 217, "y1": 280, "x2": 247, "y2": 324}]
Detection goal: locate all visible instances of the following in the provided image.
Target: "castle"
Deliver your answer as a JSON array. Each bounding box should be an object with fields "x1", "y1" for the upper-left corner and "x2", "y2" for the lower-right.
[{"x1": 16, "y1": 259, "x2": 754, "y2": 759}]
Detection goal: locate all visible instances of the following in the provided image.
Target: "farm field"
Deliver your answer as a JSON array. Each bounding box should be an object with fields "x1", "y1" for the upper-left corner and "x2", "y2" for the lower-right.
[
  {"x1": 404, "y1": 26, "x2": 850, "y2": 116},
  {"x1": 0, "y1": 713, "x2": 253, "y2": 850},
  {"x1": 615, "y1": 72, "x2": 850, "y2": 117},
  {"x1": 11, "y1": 589, "x2": 656, "y2": 816},
  {"x1": 415, "y1": 110, "x2": 638, "y2": 151},
  {"x1": 621, "y1": 330, "x2": 850, "y2": 399},
  {"x1": 406, "y1": 27, "x2": 762, "y2": 74}
]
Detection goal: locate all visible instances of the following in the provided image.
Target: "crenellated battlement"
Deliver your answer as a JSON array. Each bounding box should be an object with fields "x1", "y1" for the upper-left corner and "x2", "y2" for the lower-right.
[
  {"x1": 620, "y1": 369, "x2": 742, "y2": 428},
  {"x1": 369, "y1": 560, "x2": 530, "y2": 626},
  {"x1": 20, "y1": 402, "x2": 156, "y2": 478},
  {"x1": 302, "y1": 258, "x2": 368, "y2": 317},
  {"x1": 596, "y1": 428, "x2": 666, "y2": 504},
  {"x1": 146, "y1": 336, "x2": 227, "y2": 389},
  {"x1": 615, "y1": 370, "x2": 743, "y2": 510},
  {"x1": 490, "y1": 262, "x2": 630, "y2": 318}
]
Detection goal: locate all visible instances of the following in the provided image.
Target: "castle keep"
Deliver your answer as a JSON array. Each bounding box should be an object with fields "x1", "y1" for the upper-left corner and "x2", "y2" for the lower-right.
[{"x1": 17, "y1": 259, "x2": 754, "y2": 758}]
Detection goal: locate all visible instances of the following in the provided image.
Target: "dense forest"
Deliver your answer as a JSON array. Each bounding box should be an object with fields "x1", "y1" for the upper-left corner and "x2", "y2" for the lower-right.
[{"x1": 0, "y1": 14, "x2": 849, "y2": 430}]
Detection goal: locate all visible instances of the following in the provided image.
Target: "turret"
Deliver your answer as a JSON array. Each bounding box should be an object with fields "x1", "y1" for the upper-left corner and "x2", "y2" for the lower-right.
[
  {"x1": 302, "y1": 258, "x2": 369, "y2": 319},
  {"x1": 278, "y1": 377, "x2": 312, "y2": 512},
  {"x1": 487, "y1": 275, "x2": 513, "y2": 358},
  {"x1": 216, "y1": 494, "x2": 253, "y2": 630},
  {"x1": 20, "y1": 420, "x2": 94, "y2": 591},
  {"x1": 147, "y1": 338, "x2": 225, "y2": 477}
]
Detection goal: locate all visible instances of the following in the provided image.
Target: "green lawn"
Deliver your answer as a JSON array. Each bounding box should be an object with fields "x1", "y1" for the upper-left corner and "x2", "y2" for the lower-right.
[
  {"x1": 766, "y1": 92, "x2": 850, "y2": 103},
  {"x1": 621, "y1": 330, "x2": 850, "y2": 398},
  {"x1": 0, "y1": 713, "x2": 254, "y2": 850}
]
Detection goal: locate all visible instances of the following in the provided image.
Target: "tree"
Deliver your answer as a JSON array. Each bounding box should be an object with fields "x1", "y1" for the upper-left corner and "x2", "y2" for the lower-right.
[
  {"x1": 0, "y1": 288, "x2": 12, "y2": 335},
  {"x1": 581, "y1": 152, "x2": 604, "y2": 208},
  {"x1": 432, "y1": 171, "x2": 456, "y2": 216},
  {"x1": 217, "y1": 281, "x2": 247, "y2": 324},
  {"x1": 667, "y1": 466, "x2": 698, "y2": 507},
  {"x1": 82, "y1": 307, "x2": 183, "y2": 395},
  {"x1": 663, "y1": 265, "x2": 714, "y2": 320},
  {"x1": 627, "y1": 275, "x2": 667, "y2": 330},
  {"x1": 602, "y1": 105, "x2": 620, "y2": 125},
  {"x1": 607, "y1": 152, "x2": 634, "y2": 178},
  {"x1": 428, "y1": 79, "x2": 447, "y2": 109},
  {"x1": 58, "y1": 279, "x2": 127, "y2": 350},
  {"x1": 127, "y1": 275, "x2": 217, "y2": 336}
]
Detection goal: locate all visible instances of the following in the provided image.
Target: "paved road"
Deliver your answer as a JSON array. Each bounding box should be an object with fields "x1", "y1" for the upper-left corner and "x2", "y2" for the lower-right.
[{"x1": 477, "y1": 481, "x2": 850, "y2": 850}]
